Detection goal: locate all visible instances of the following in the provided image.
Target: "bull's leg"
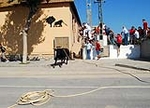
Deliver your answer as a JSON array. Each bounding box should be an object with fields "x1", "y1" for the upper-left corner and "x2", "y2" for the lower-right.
[
  {"x1": 59, "y1": 63, "x2": 62, "y2": 68},
  {"x1": 61, "y1": 58, "x2": 65, "y2": 64},
  {"x1": 65, "y1": 57, "x2": 68, "y2": 64},
  {"x1": 54, "y1": 57, "x2": 57, "y2": 65}
]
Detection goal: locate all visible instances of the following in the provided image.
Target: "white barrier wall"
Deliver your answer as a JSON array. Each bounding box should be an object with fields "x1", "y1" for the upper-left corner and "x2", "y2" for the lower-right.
[
  {"x1": 141, "y1": 40, "x2": 150, "y2": 58},
  {"x1": 109, "y1": 45, "x2": 140, "y2": 59},
  {"x1": 95, "y1": 34, "x2": 108, "y2": 46},
  {"x1": 82, "y1": 47, "x2": 87, "y2": 60},
  {"x1": 82, "y1": 45, "x2": 140, "y2": 60}
]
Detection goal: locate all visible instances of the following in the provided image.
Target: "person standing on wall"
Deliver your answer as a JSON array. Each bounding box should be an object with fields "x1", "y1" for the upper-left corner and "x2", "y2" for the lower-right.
[
  {"x1": 142, "y1": 19, "x2": 148, "y2": 37},
  {"x1": 121, "y1": 26, "x2": 129, "y2": 45},
  {"x1": 129, "y1": 26, "x2": 135, "y2": 44},
  {"x1": 83, "y1": 23, "x2": 92, "y2": 40},
  {"x1": 116, "y1": 34, "x2": 122, "y2": 57}
]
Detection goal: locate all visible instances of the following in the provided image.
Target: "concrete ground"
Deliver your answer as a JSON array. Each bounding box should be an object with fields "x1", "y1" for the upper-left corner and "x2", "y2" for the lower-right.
[
  {"x1": 0, "y1": 57, "x2": 149, "y2": 77},
  {"x1": 0, "y1": 58, "x2": 150, "y2": 108}
]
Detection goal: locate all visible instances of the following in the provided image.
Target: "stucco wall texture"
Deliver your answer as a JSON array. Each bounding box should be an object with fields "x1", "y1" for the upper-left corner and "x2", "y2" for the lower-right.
[{"x1": 0, "y1": 2, "x2": 81, "y2": 58}]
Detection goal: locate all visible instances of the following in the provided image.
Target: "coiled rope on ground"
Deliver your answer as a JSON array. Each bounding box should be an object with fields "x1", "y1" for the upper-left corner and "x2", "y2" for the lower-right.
[
  {"x1": 8, "y1": 87, "x2": 105, "y2": 108},
  {"x1": 8, "y1": 89, "x2": 54, "y2": 108},
  {"x1": 8, "y1": 60, "x2": 150, "y2": 108},
  {"x1": 8, "y1": 85, "x2": 150, "y2": 108}
]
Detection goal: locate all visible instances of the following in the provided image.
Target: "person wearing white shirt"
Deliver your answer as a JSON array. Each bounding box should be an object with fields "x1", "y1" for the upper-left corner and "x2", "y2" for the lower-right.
[
  {"x1": 121, "y1": 26, "x2": 129, "y2": 45},
  {"x1": 85, "y1": 40, "x2": 92, "y2": 60},
  {"x1": 83, "y1": 23, "x2": 92, "y2": 40},
  {"x1": 134, "y1": 28, "x2": 139, "y2": 44}
]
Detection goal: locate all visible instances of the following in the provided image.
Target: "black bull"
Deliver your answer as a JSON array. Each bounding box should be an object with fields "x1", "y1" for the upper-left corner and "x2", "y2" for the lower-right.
[{"x1": 54, "y1": 48, "x2": 70, "y2": 65}]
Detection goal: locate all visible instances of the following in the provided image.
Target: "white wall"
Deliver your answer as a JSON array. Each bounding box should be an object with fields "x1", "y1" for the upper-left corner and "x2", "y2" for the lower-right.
[
  {"x1": 141, "y1": 40, "x2": 150, "y2": 58},
  {"x1": 82, "y1": 45, "x2": 140, "y2": 60},
  {"x1": 109, "y1": 45, "x2": 140, "y2": 59}
]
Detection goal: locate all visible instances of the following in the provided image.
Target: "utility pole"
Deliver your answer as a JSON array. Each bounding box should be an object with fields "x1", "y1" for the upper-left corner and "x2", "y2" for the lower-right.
[
  {"x1": 86, "y1": 0, "x2": 92, "y2": 26},
  {"x1": 94, "y1": 0, "x2": 105, "y2": 40}
]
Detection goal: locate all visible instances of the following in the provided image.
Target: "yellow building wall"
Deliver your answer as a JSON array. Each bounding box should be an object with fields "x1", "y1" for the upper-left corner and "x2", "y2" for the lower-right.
[
  {"x1": 0, "y1": 7, "x2": 29, "y2": 54},
  {"x1": 31, "y1": 6, "x2": 72, "y2": 56},
  {"x1": 0, "y1": 3, "x2": 81, "y2": 57}
]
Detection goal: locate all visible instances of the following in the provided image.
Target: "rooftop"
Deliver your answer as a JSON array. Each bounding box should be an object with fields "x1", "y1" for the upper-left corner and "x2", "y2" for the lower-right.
[{"x1": 0, "y1": 0, "x2": 74, "y2": 7}]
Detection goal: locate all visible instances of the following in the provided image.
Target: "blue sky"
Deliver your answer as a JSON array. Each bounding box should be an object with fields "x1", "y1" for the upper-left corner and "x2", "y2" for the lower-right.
[{"x1": 74, "y1": 0, "x2": 150, "y2": 33}]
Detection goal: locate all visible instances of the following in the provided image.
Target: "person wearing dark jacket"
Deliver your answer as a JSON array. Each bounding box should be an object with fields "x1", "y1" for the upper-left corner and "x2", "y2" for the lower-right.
[{"x1": 0, "y1": 44, "x2": 9, "y2": 62}]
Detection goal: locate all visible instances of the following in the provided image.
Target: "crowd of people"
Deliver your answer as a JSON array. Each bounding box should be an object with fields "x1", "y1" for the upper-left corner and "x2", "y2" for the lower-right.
[
  {"x1": 109, "y1": 19, "x2": 149, "y2": 45},
  {"x1": 80, "y1": 19, "x2": 149, "y2": 60},
  {"x1": 0, "y1": 19, "x2": 149, "y2": 61},
  {"x1": 121, "y1": 19, "x2": 149, "y2": 45},
  {"x1": 79, "y1": 22, "x2": 102, "y2": 60}
]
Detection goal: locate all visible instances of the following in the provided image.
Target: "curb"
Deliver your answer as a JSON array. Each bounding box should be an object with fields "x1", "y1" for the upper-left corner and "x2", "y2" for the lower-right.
[{"x1": 115, "y1": 64, "x2": 150, "y2": 71}]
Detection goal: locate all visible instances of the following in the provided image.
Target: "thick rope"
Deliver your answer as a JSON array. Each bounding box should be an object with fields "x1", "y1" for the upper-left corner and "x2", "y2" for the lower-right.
[
  {"x1": 8, "y1": 89, "x2": 54, "y2": 108},
  {"x1": 8, "y1": 85, "x2": 150, "y2": 108}
]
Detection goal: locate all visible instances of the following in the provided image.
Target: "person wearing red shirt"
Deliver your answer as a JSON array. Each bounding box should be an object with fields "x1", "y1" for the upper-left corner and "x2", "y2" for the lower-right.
[
  {"x1": 129, "y1": 26, "x2": 135, "y2": 44},
  {"x1": 138, "y1": 26, "x2": 145, "y2": 40},
  {"x1": 142, "y1": 19, "x2": 148, "y2": 36},
  {"x1": 95, "y1": 40, "x2": 101, "y2": 60},
  {"x1": 95, "y1": 26, "x2": 100, "y2": 34},
  {"x1": 116, "y1": 34, "x2": 122, "y2": 57}
]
